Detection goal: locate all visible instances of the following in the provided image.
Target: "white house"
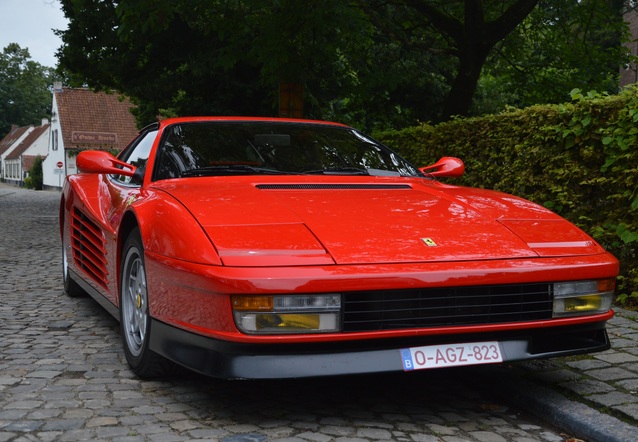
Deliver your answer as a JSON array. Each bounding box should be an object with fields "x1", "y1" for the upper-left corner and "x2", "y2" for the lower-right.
[
  {"x1": 42, "y1": 83, "x2": 138, "y2": 190},
  {"x1": 0, "y1": 125, "x2": 35, "y2": 181},
  {"x1": 3, "y1": 120, "x2": 50, "y2": 186}
]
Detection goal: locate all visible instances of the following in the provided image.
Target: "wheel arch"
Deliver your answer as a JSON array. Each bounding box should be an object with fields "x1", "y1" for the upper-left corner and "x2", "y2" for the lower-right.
[
  {"x1": 59, "y1": 182, "x2": 75, "y2": 241},
  {"x1": 59, "y1": 195, "x2": 65, "y2": 240},
  {"x1": 117, "y1": 210, "x2": 141, "y2": 302}
]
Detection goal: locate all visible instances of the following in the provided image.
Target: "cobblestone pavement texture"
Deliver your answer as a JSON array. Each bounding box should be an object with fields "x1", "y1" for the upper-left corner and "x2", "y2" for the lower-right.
[{"x1": 0, "y1": 183, "x2": 636, "y2": 442}]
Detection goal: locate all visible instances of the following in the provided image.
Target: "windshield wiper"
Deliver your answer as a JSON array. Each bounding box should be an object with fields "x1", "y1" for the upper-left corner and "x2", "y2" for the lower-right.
[
  {"x1": 302, "y1": 167, "x2": 369, "y2": 176},
  {"x1": 181, "y1": 165, "x2": 287, "y2": 177}
]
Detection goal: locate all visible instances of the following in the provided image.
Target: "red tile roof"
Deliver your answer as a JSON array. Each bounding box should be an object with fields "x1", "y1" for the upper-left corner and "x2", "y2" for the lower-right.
[
  {"x1": 55, "y1": 88, "x2": 139, "y2": 151},
  {"x1": 6, "y1": 124, "x2": 50, "y2": 160},
  {"x1": 0, "y1": 125, "x2": 33, "y2": 156}
]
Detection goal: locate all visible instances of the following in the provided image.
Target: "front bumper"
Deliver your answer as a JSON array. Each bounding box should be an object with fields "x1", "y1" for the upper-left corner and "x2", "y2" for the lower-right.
[{"x1": 150, "y1": 318, "x2": 610, "y2": 379}]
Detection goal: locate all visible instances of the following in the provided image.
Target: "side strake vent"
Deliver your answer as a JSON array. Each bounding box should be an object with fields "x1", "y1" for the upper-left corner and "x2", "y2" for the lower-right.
[
  {"x1": 256, "y1": 184, "x2": 412, "y2": 190},
  {"x1": 71, "y1": 207, "x2": 108, "y2": 289}
]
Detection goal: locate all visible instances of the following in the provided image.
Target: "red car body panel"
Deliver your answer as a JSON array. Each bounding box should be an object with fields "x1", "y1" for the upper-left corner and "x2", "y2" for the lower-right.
[
  {"x1": 142, "y1": 251, "x2": 616, "y2": 343},
  {"x1": 60, "y1": 116, "x2": 619, "y2": 379},
  {"x1": 158, "y1": 177, "x2": 605, "y2": 266}
]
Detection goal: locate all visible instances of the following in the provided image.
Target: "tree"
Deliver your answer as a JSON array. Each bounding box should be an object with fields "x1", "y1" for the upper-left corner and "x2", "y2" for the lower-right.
[
  {"x1": 56, "y1": 0, "x2": 630, "y2": 128},
  {"x1": 358, "y1": 0, "x2": 540, "y2": 120},
  {"x1": 0, "y1": 44, "x2": 53, "y2": 137},
  {"x1": 325, "y1": 0, "x2": 627, "y2": 124},
  {"x1": 57, "y1": 0, "x2": 371, "y2": 124}
]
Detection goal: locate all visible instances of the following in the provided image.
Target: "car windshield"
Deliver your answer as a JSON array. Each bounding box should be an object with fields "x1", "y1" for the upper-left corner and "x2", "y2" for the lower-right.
[{"x1": 153, "y1": 121, "x2": 421, "y2": 180}]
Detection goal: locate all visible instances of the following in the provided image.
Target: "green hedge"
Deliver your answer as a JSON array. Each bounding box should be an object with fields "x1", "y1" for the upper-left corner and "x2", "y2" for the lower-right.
[{"x1": 375, "y1": 87, "x2": 638, "y2": 306}]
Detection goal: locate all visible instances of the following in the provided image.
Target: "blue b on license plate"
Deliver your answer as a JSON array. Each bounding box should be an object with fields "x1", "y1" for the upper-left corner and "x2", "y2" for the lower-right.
[{"x1": 401, "y1": 341, "x2": 503, "y2": 371}]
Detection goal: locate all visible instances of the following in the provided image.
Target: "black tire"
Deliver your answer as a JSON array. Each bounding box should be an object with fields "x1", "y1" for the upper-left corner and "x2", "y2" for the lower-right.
[
  {"x1": 120, "y1": 227, "x2": 174, "y2": 378},
  {"x1": 62, "y1": 243, "x2": 86, "y2": 297}
]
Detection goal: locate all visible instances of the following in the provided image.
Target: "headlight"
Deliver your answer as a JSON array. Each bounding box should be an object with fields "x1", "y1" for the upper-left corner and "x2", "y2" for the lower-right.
[
  {"x1": 232, "y1": 294, "x2": 342, "y2": 334},
  {"x1": 553, "y1": 279, "x2": 615, "y2": 317}
]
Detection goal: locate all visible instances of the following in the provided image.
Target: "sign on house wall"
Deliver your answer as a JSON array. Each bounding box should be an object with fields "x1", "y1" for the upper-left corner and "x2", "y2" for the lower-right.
[{"x1": 71, "y1": 131, "x2": 118, "y2": 144}]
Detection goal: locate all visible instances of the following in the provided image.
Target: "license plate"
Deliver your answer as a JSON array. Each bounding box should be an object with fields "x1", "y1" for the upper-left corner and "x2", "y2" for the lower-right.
[{"x1": 400, "y1": 341, "x2": 503, "y2": 371}]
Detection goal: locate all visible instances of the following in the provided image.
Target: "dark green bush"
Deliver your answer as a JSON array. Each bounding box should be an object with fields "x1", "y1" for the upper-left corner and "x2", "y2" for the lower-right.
[
  {"x1": 25, "y1": 155, "x2": 44, "y2": 190},
  {"x1": 375, "y1": 87, "x2": 638, "y2": 307}
]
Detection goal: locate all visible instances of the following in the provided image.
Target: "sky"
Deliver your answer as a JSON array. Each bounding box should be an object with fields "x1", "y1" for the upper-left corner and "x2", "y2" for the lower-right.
[{"x1": 0, "y1": 0, "x2": 69, "y2": 68}]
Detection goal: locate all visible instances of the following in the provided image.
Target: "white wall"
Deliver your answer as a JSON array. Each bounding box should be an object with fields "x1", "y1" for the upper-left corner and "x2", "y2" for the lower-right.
[{"x1": 42, "y1": 93, "x2": 70, "y2": 189}]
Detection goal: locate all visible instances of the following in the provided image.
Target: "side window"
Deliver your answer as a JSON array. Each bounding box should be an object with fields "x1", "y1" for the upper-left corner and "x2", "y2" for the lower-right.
[{"x1": 112, "y1": 129, "x2": 157, "y2": 185}]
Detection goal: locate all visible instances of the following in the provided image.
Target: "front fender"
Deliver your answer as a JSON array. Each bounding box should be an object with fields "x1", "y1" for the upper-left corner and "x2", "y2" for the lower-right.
[{"x1": 130, "y1": 190, "x2": 222, "y2": 266}]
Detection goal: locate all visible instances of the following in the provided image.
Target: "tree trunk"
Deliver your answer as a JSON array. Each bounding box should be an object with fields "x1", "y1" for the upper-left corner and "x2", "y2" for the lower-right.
[
  {"x1": 441, "y1": 45, "x2": 490, "y2": 120},
  {"x1": 406, "y1": 0, "x2": 540, "y2": 120}
]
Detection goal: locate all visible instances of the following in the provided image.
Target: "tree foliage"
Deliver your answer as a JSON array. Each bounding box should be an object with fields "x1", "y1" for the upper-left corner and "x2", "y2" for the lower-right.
[
  {"x1": 482, "y1": 0, "x2": 628, "y2": 110},
  {"x1": 56, "y1": 0, "x2": 630, "y2": 129},
  {"x1": 57, "y1": 0, "x2": 370, "y2": 124},
  {"x1": 0, "y1": 44, "x2": 53, "y2": 138}
]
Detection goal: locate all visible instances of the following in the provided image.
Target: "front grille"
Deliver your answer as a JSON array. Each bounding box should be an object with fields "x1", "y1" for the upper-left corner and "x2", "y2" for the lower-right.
[
  {"x1": 71, "y1": 208, "x2": 108, "y2": 289},
  {"x1": 342, "y1": 283, "x2": 553, "y2": 332}
]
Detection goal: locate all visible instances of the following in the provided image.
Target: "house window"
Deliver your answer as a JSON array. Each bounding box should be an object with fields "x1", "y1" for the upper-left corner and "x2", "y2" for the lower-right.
[{"x1": 52, "y1": 129, "x2": 58, "y2": 151}]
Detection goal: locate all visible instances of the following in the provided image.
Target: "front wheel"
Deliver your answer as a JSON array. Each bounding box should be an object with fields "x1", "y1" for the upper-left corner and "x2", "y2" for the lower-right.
[{"x1": 120, "y1": 227, "x2": 173, "y2": 378}]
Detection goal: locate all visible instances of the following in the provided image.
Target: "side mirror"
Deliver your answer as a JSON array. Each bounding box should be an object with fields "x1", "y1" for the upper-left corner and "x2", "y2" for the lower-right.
[
  {"x1": 419, "y1": 157, "x2": 465, "y2": 178},
  {"x1": 77, "y1": 150, "x2": 137, "y2": 177}
]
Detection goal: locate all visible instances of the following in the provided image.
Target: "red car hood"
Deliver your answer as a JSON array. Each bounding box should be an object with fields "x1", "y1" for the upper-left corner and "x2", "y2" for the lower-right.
[{"x1": 154, "y1": 178, "x2": 603, "y2": 266}]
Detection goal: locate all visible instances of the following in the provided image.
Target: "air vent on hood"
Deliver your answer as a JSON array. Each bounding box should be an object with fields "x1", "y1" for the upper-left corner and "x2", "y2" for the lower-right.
[{"x1": 256, "y1": 184, "x2": 412, "y2": 190}]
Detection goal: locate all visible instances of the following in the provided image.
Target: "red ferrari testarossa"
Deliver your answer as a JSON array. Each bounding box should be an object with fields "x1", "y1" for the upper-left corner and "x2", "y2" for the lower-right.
[{"x1": 60, "y1": 117, "x2": 619, "y2": 379}]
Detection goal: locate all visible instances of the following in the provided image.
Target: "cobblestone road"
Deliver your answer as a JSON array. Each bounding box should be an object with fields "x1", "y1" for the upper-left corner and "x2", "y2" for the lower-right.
[{"x1": 0, "y1": 184, "x2": 581, "y2": 442}]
